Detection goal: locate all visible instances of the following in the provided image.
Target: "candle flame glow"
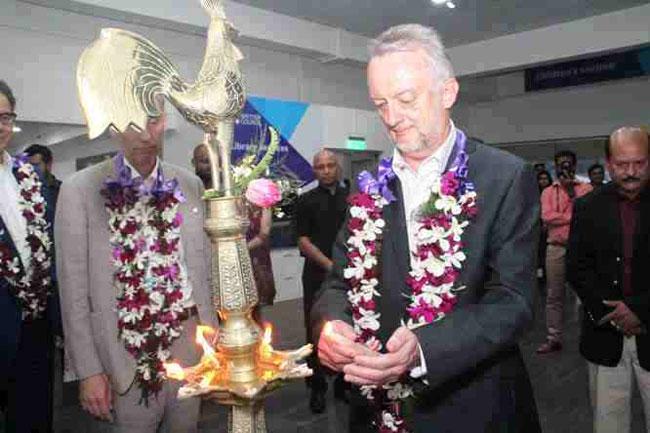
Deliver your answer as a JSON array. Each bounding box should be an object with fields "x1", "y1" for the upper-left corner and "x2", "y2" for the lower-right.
[
  {"x1": 164, "y1": 362, "x2": 186, "y2": 380},
  {"x1": 196, "y1": 325, "x2": 216, "y2": 357},
  {"x1": 323, "y1": 321, "x2": 333, "y2": 337}
]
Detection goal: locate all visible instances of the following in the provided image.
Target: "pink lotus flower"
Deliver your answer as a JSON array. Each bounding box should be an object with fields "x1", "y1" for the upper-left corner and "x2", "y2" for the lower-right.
[{"x1": 245, "y1": 179, "x2": 281, "y2": 208}]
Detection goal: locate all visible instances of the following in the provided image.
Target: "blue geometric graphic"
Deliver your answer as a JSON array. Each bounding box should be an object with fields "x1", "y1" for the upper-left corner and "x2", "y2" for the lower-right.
[
  {"x1": 248, "y1": 96, "x2": 308, "y2": 140},
  {"x1": 233, "y1": 97, "x2": 314, "y2": 184}
]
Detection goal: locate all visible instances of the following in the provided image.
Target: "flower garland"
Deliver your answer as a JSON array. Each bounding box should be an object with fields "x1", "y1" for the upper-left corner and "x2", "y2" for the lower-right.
[
  {"x1": 0, "y1": 154, "x2": 52, "y2": 320},
  {"x1": 102, "y1": 154, "x2": 191, "y2": 403},
  {"x1": 343, "y1": 131, "x2": 477, "y2": 433}
]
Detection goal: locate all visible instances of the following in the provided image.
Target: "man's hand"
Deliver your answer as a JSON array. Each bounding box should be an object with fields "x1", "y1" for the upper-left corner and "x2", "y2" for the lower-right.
[
  {"x1": 343, "y1": 326, "x2": 419, "y2": 386},
  {"x1": 559, "y1": 177, "x2": 575, "y2": 198},
  {"x1": 599, "y1": 300, "x2": 642, "y2": 336},
  {"x1": 79, "y1": 373, "x2": 113, "y2": 422},
  {"x1": 317, "y1": 320, "x2": 377, "y2": 372}
]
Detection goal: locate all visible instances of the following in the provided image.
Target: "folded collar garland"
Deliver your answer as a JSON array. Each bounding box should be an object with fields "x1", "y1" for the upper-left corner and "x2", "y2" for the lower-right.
[
  {"x1": 0, "y1": 154, "x2": 52, "y2": 320},
  {"x1": 343, "y1": 131, "x2": 478, "y2": 433},
  {"x1": 102, "y1": 154, "x2": 191, "y2": 404}
]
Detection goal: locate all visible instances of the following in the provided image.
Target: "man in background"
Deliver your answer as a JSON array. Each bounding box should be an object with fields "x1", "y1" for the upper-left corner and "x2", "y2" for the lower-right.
[
  {"x1": 588, "y1": 163, "x2": 606, "y2": 189},
  {"x1": 295, "y1": 149, "x2": 349, "y2": 413},
  {"x1": 0, "y1": 80, "x2": 58, "y2": 433},
  {"x1": 24, "y1": 144, "x2": 62, "y2": 227},
  {"x1": 537, "y1": 150, "x2": 592, "y2": 354},
  {"x1": 567, "y1": 127, "x2": 649, "y2": 432},
  {"x1": 191, "y1": 143, "x2": 212, "y2": 189}
]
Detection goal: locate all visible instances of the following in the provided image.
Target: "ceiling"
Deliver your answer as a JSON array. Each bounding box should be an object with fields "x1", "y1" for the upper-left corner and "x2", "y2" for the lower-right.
[{"x1": 230, "y1": 0, "x2": 649, "y2": 47}]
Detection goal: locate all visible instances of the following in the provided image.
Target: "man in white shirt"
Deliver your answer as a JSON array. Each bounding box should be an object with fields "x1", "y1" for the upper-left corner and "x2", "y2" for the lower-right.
[
  {"x1": 55, "y1": 108, "x2": 216, "y2": 433},
  {"x1": 311, "y1": 24, "x2": 541, "y2": 432},
  {"x1": 0, "y1": 80, "x2": 57, "y2": 433}
]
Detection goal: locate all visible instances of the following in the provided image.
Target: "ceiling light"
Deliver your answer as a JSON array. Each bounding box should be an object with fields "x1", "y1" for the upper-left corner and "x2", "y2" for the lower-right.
[
  {"x1": 432, "y1": 0, "x2": 447, "y2": 5},
  {"x1": 446, "y1": 1, "x2": 456, "y2": 8},
  {"x1": 12, "y1": 125, "x2": 21, "y2": 133}
]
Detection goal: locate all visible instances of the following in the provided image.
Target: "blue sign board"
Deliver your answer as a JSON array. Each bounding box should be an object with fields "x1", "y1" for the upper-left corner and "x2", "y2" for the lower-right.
[{"x1": 525, "y1": 46, "x2": 650, "y2": 91}]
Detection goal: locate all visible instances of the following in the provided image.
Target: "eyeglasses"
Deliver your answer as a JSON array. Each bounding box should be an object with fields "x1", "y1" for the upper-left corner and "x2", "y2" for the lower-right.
[{"x1": 0, "y1": 112, "x2": 17, "y2": 126}]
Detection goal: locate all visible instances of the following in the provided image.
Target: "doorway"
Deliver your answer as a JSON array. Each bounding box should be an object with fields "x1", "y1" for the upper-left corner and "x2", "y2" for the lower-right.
[{"x1": 327, "y1": 149, "x2": 382, "y2": 191}]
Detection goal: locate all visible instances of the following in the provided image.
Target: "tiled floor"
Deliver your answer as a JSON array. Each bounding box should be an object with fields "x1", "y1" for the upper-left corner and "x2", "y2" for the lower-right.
[{"x1": 53, "y1": 288, "x2": 647, "y2": 432}]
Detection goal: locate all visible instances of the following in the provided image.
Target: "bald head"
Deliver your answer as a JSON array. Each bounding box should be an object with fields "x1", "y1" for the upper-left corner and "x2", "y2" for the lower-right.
[
  {"x1": 312, "y1": 149, "x2": 340, "y2": 188},
  {"x1": 606, "y1": 126, "x2": 649, "y2": 199},
  {"x1": 312, "y1": 149, "x2": 337, "y2": 165},
  {"x1": 192, "y1": 143, "x2": 212, "y2": 188},
  {"x1": 608, "y1": 127, "x2": 648, "y2": 156},
  {"x1": 193, "y1": 143, "x2": 208, "y2": 160}
]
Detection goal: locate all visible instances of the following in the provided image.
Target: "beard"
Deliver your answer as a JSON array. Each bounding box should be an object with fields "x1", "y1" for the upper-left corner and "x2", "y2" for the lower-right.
[{"x1": 393, "y1": 129, "x2": 430, "y2": 154}]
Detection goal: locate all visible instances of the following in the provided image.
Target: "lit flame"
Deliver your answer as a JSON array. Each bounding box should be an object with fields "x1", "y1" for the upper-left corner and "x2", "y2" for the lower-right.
[
  {"x1": 164, "y1": 362, "x2": 186, "y2": 380},
  {"x1": 260, "y1": 324, "x2": 273, "y2": 360},
  {"x1": 196, "y1": 325, "x2": 216, "y2": 357},
  {"x1": 263, "y1": 324, "x2": 272, "y2": 345},
  {"x1": 163, "y1": 320, "x2": 313, "y2": 398},
  {"x1": 200, "y1": 370, "x2": 216, "y2": 388}
]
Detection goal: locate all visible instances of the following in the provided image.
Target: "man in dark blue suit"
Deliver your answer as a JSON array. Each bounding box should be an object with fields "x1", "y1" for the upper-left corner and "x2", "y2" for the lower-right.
[
  {"x1": 0, "y1": 80, "x2": 58, "y2": 433},
  {"x1": 312, "y1": 25, "x2": 540, "y2": 432}
]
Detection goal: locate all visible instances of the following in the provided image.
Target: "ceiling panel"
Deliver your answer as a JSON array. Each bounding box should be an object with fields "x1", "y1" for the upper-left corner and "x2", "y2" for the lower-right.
[{"x1": 230, "y1": 0, "x2": 649, "y2": 46}]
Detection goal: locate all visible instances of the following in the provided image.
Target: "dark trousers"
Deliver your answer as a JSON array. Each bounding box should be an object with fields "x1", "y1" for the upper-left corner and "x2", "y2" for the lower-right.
[
  {"x1": 4, "y1": 318, "x2": 54, "y2": 433},
  {"x1": 302, "y1": 263, "x2": 328, "y2": 393}
]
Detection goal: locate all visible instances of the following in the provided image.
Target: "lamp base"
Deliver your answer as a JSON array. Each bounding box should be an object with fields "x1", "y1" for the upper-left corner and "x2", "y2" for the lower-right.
[{"x1": 228, "y1": 402, "x2": 266, "y2": 433}]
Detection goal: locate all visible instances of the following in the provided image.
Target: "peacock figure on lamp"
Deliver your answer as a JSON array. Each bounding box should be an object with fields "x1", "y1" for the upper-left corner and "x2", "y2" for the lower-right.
[{"x1": 75, "y1": 1, "x2": 312, "y2": 432}]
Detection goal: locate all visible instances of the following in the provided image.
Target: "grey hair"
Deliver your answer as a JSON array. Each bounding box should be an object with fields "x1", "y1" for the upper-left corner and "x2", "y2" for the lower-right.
[
  {"x1": 368, "y1": 24, "x2": 454, "y2": 80},
  {"x1": 312, "y1": 148, "x2": 339, "y2": 166}
]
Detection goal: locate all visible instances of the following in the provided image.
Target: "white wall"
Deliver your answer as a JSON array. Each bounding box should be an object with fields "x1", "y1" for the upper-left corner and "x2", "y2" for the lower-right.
[
  {"x1": 0, "y1": 0, "x2": 374, "y2": 124},
  {"x1": 2, "y1": 0, "x2": 391, "y2": 181},
  {"x1": 454, "y1": 75, "x2": 650, "y2": 144}
]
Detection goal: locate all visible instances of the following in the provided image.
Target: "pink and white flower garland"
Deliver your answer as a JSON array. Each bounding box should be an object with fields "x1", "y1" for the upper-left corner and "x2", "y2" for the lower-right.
[
  {"x1": 404, "y1": 172, "x2": 477, "y2": 329},
  {"x1": 102, "y1": 155, "x2": 191, "y2": 403},
  {"x1": 344, "y1": 151, "x2": 477, "y2": 432},
  {"x1": 0, "y1": 155, "x2": 52, "y2": 320}
]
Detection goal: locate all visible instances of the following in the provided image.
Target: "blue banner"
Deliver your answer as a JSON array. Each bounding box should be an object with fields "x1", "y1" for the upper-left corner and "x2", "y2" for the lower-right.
[
  {"x1": 233, "y1": 97, "x2": 314, "y2": 185},
  {"x1": 525, "y1": 46, "x2": 650, "y2": 91}
]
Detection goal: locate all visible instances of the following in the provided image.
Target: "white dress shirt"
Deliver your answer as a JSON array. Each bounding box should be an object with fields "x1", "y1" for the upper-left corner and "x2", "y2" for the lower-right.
[
  {"x1": 391, "y1": 121, "x2": 457, "y2": 380},
  {"x1": 0, "y1": 151, "x2": 31, "y2": 269},
  {"x1": 392, "y1": 121, "x2": 457, "y2": 265},
  {"x1": 124, "y1": 157, "x2": 196, "y2": 308}
]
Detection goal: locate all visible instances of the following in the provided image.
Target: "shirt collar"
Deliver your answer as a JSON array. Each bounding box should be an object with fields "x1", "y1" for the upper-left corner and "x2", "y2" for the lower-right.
[
  {"x1": 123, "y1": 156, "x2": 160, "y2": 182},
  {"x1": 391, "y1": 119, "x2": 457, "y2": 176},
  {"x1": 0, "y1": 151, "x2": 12, "y2": 171}
]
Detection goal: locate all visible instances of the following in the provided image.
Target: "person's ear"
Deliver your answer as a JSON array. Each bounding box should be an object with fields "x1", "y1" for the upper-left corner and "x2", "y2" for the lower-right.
[{"x1": 442, "y1": 78, "x2": 459, "y2": 109}]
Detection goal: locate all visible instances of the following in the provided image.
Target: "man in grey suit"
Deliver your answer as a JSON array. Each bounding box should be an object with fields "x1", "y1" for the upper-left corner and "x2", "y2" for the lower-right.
[
  {"x1": 56, "y1": 112, "x2": 216, "y2": 433},
  {"x1": 312, "y1": 24, "x2": 541, "y2": 432}
]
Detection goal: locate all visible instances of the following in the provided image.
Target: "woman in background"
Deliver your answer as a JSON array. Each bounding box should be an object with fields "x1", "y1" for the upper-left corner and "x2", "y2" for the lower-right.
[{"x1": 246, "y1": 204, "x2": 276, "y2": 308}]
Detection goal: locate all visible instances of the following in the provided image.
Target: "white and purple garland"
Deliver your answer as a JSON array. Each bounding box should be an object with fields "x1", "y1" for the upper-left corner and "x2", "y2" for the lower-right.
[
  {"x1": 102, "y1": 154, "x2": 191, "y2": 403},
  {"x1": 343, "y1": 132, "x2": 477, "y2": 433},
  {"x1": 0, "y1": 155, "x2": 52, "y2": 320}
]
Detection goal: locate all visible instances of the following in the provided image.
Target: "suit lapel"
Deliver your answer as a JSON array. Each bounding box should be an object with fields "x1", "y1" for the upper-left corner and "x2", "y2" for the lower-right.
[
  {"x1": 386, "y1": 178, "x2": 410, "y2": 280},
  {"x1": 633, "y1": 187, "x2": 649, "y2": 270},
  {"x1": 602, "y1": 185, "x2": 623, "y2": 256},
  {"x1": 1, "y1": 168, "x2": 27, "y2": 274},
  {"x1": 377, "y1": 178, "x2": 410, "y2": 342},
  {"x1": 0, "y1": 217, "x2": 23, "y2": 273}
]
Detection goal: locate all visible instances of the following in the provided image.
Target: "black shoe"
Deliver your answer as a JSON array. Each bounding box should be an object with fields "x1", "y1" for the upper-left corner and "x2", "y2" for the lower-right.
[{"x1": 309, "y1": 390, "x2": 326, "y2": 414}]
